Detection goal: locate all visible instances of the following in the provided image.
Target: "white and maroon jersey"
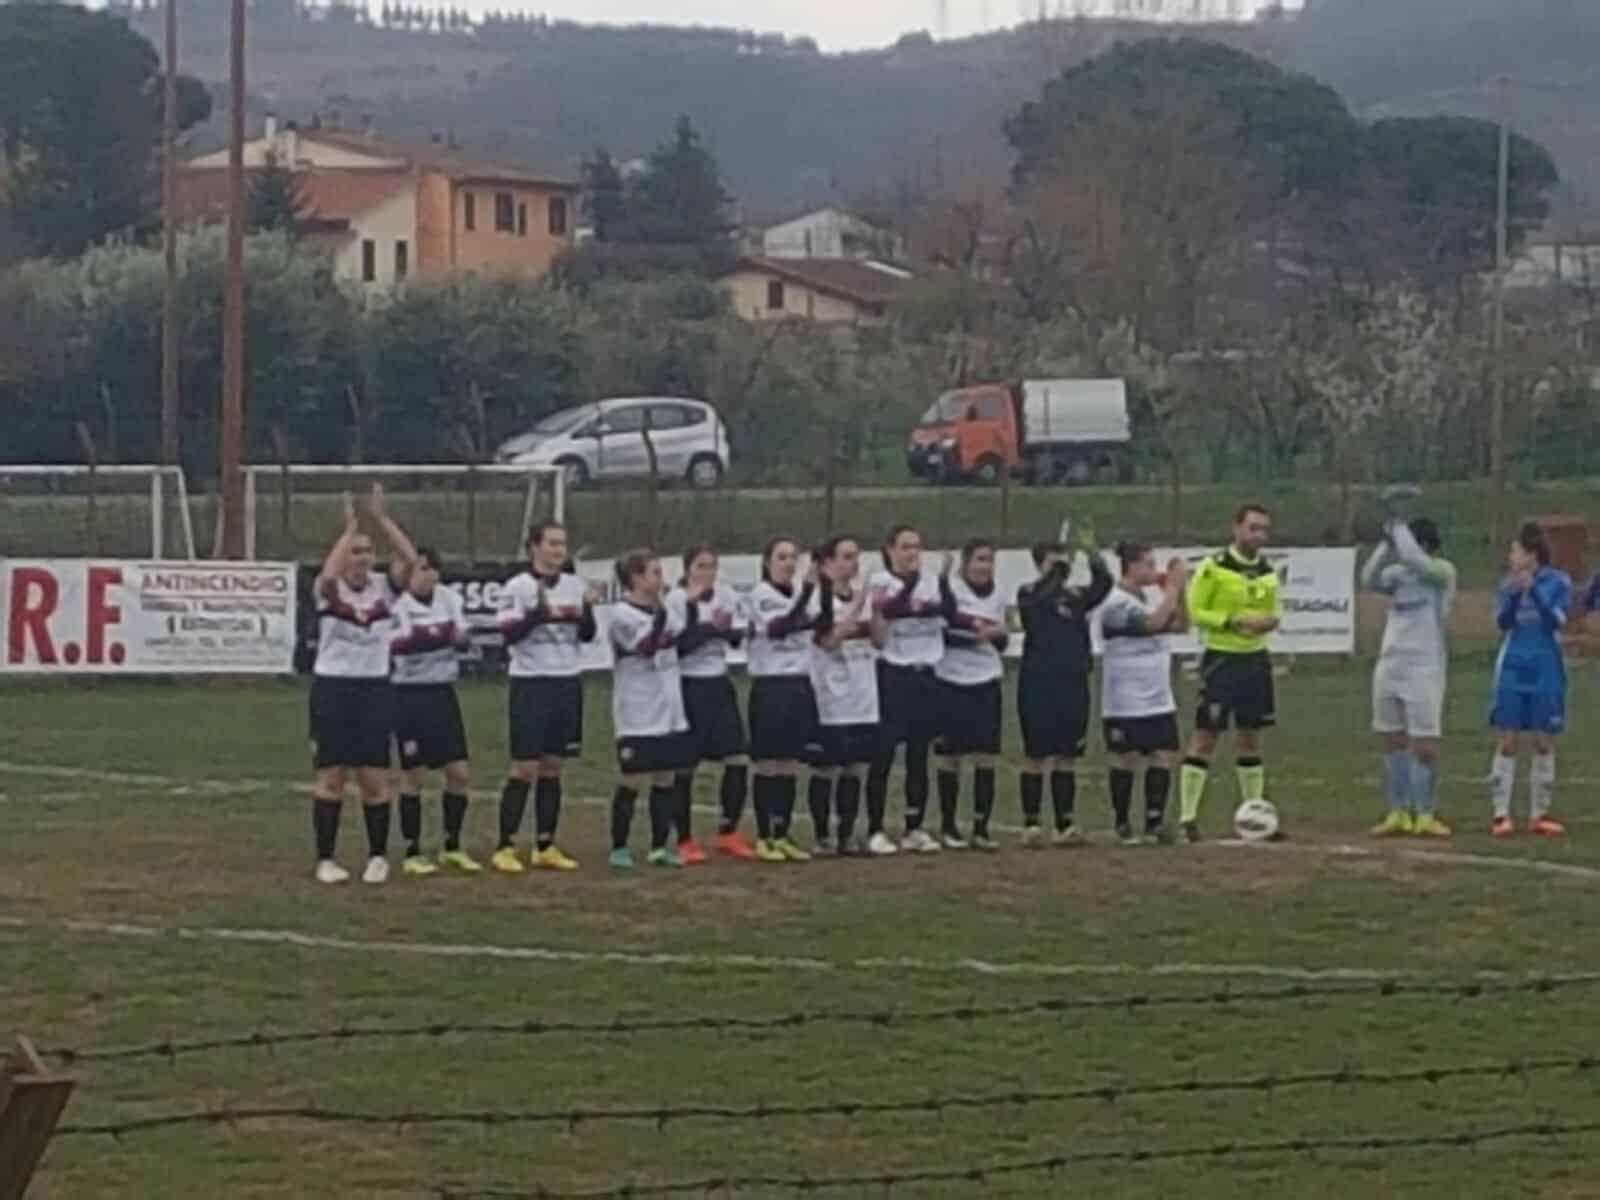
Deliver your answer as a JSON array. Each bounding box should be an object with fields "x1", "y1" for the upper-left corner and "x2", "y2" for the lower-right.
[
  {"x1": 609, "y1": 600, "x2": 690, "y2": 738},
  {"x1": 667, "y1": 582, "x2": 747, "y2": 680},
  {"x1": 498, "y1": 571, "x2": 592, "y2": 679},
  {"x1": 314, "y1": 575, "x2": 397, "y2": 680},
  {"x1": 810, "y1": 588, "x2": 879, "y2": 727},
  {"x1": 868, "y1": 568, "x2": 947, "y2": 668},
  {"x1": 390, "y1": 586, "x2": 465, "y2": 686},
  {"x1": 1099, "y1": 584, "x2": 1177, "y2": 719},
  {"x1": 936, "y1": 575, "x2": 1007, "y2": 687},
  {"x1": 747, "y1": 580, "x2": 815, "y2": 678}
]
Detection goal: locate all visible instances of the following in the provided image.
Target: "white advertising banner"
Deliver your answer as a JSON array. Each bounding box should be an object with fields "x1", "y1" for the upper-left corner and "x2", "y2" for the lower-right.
[
  {"x1": 0, "y1": 559, "x2": 298, "y2": 674},
  {"x1": 453, "y1": 546, "x2": 1356, "y2": 672}
]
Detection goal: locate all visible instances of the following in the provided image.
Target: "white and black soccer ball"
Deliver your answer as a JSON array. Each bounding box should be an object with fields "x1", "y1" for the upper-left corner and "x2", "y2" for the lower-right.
[{"x1": 1233, "y1": 798, "x2": 1280, "y2": 843}]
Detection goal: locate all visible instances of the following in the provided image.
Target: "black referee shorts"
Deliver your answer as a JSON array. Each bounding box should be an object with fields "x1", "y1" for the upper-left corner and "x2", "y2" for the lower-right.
[
  {"x1": 1195, "y1": 650, "x2": 1276, "y2": 732},
  {"x1": 394, "y1": 683, "x2": 470, "y2": 771},
  {"x1": 309, "y1": 676, "x2": 393, "y2": 770},
  {"x1": 508, "y1": 676, "x2": 585, "y2": 761}
]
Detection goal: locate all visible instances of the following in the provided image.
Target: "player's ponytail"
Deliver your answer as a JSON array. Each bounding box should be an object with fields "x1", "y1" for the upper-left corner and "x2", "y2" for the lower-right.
[{"x1": 1517, "y1": 521, "x2": 1552, "y2": 567}]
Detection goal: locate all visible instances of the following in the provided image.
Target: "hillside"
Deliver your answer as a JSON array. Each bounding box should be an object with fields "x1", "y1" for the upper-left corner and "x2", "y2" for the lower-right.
[{"x1": 145, "y1": 4, "x2": 1597, "y2": 224}]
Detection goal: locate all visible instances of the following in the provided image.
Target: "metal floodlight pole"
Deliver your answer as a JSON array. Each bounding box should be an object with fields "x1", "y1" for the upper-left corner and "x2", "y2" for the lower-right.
[
  {"x1": 1489, "y1": 76, "x2": 1511, "y2": 552},
  {"x1": 220, "y1": 0, "x2": 248, "y2": 559},
  {"x1": 161, "y1": 0, "x2": 180, "y2": 471}
]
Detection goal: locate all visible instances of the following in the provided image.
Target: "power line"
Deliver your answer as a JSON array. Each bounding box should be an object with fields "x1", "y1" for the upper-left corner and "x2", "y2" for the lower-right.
[{"x1": 40, "y1": 973, "x2": 1600, "y2": 1067}]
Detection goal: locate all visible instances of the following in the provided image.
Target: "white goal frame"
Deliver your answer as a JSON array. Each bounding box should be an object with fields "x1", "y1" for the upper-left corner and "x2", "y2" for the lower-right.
[
  {"x1": 0, "y1": 465, "x2": 197, "y2": 560},
  {"x1": 242, "y1": 464, "x2": 566, "y2": 561}
]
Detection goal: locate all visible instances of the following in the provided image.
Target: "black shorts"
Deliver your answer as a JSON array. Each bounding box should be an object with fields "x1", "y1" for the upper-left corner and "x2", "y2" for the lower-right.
[
  {"x1": 877, "y1": 662, "x2": 943, "y2": 753},
  {"x1": 309, "y1": 676, "x2": 393, "y2": 769},
  {"x1": 682, "y1": 675, "x2": 748, "y2": 763},
  {"x1": 394, "y1": 683, "x2": 469, "y2": 770},
  {"x1": 937, "y1": 678, "x2": 1003, "y2": 757},
  {"x1": 617, "y1": 732, "x2": 696, "y2": 776},
  {"x1": 508, "y1": 675, "x2": 584, "y2": 761},
  {"x1": 1103, "y1": 712, "x2": 1181, "y2": 756},
  {"x1": 1195, "y1": 651, "x2": 1276, "y2": 732},
  {"x1": 1018, "y1": 671, "x2": 1089, "y2": 760},
  {"x1": 812, "y1": 723, "x2": 879, "y2": 768},
  {"x1": 748, "y1": 675, "x2": 818, "y2": 762}
]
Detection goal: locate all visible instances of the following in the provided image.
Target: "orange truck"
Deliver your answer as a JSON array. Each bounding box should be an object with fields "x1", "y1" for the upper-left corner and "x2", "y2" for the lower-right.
[{"x1": 905, "y1": 378, "x2": 1131, "y2": 486}]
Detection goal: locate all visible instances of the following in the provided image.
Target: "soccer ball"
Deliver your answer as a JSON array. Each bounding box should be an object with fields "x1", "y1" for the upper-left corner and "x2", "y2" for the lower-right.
[{"x1": 1233, "y1": 798, "x2": 1280, "y2": 843}]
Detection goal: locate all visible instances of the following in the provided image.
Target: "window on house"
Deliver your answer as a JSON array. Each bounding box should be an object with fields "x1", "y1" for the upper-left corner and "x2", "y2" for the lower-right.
[
  {"x1": 548, "y1": 195, "x2": 569, "y2": 237},
  {"x1": 494, "y1": 192, "x2": 515, "y2": 233},
  {"x1": 463, "y1": 192, "x2": 476, "y2": 232},
  {"x1": 517, "y1": 203, "x2": 528, "y2": 237},
  {"x1": 766, "y1": 279, "x2": 785, "y2": 311},
  {"x1": 361, "y1": 239, "x2": 376, "y2": 283},
  {"x1": 394, "y1": 239, "x2": 409, "y2": 281}
]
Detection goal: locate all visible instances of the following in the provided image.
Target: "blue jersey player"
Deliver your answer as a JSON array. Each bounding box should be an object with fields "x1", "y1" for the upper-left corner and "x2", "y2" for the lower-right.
[{"x1": 1489, "y1": 523, "x2": 1570, "y2": 838}]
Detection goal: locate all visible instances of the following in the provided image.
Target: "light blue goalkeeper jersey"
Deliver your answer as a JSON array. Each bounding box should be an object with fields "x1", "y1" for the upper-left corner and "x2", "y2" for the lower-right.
[{"x1": 1359, "y1": 521, "x2": 1456, "y2": 667}]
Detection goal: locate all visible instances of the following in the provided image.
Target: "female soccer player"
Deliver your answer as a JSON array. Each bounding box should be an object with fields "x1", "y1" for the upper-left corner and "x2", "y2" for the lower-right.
[
  {"x1": 1098, "y1": 543, "x2": 1188, "y2": 845},
  {"x1": 494, "y1": 522, "x2": 598, "y2": 874},
  {"x1": 390, "y1": 545, "x2": 479, "y2": 875},
  {"x1": 1016, "y1": 531, "x2": 1112, "y2": 846},
  {"x1": 866, "y1": 524, "x2": 953, "y2": 856},
  {"x1": 808, "y1": 534, "x2": 883, "y2": 857},
  {"x1": 608, "y1": 550, "x2": 694, "y2": 868},
  {"x1": 746, "y1": 536, "x2": 818, "y2": 863},
  {"x1": 669, "y1": 545, "x2": 755, "y2": 864},
  {"x1": 934, "y1": 538, "x2": 1009, "y2": 852},
  {"x1": 308, "y1": 486, "x2": 416, "y2": 884},
  {"x1": 1489, "y1": 522, "x2": 1571, "y2": 838}
]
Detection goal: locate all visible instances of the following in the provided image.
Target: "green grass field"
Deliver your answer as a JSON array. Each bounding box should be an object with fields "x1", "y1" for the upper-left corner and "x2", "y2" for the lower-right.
[{"x1": 5, "y1": 657, "x2": 1600, "y2": 1199}]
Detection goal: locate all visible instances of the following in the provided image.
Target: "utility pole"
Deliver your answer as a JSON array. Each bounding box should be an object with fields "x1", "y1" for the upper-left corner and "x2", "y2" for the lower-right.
[
  {"x1": 161, "y1": 0, "x2": 180, "y2": 474},
  {"x1": 1489, "y1": 76, "x2": 1511, "y2": 551},
  {"x1": 220, "y1": 0, "x2": 247, "y2": 559}
]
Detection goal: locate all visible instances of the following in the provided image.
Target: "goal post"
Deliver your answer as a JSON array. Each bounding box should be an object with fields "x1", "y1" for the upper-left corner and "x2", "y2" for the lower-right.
[
  {"x1": 0, "y1": 465, "x2": 197, "y2": 560},
  {"x1": 242, "y1": 464, "x2": 566, "y2": 563}
]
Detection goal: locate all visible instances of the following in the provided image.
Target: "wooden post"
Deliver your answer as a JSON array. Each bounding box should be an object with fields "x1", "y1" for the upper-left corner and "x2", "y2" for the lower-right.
[{"x1": 0, "y1": 1036, "x2": 76, "y2": 1200}]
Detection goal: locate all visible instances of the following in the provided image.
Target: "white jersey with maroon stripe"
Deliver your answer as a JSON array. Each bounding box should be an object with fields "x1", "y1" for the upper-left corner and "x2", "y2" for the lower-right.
[
  {"x1": 391, "y1": 586, "x2": 465, "y2": 686},
  {"x1": 314, "y1": 575, "x2": 397, "y2": 680},
  {"x1": 609, "y1": 600, "x2": 690, "y2": 738},
  {"x1": 499, "y1": 571, "x2": 589, "y2": 679}
]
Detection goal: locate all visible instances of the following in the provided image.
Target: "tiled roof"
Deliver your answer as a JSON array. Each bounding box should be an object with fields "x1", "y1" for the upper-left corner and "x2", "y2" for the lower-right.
[
  {"x1": 176, "y1": 166, "x2": 414, "y2": 228},
  {"x1": 723, "y1": 256, "x2": 914, "y2": 307},
  {"x1": 292, "y1": 128, "x2": 579, "y2": 190}
]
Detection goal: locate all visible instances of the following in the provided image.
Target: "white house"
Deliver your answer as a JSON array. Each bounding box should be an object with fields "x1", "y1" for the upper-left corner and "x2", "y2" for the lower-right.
[{"x1": 759, "y1": 207, "x2": 904, "y2": 262}]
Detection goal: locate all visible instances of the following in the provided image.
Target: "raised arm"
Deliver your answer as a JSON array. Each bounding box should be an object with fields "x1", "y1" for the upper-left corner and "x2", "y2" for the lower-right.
[
  {"x1": 367, "y1": 484, "x2": 417, "y2": 585},
  {"x1": 315, "y1": 494, "x2": 360, "y2": 600},
  {"x1": 1079, "y1": 552, "x2": 1114, "y2": 611},
  {"x1": 1360, "y1": 542, "x2": 1395, "y2": 594},
  {"x1": 1389, "y1": 522, "x2": 1455, "y2": 589}
]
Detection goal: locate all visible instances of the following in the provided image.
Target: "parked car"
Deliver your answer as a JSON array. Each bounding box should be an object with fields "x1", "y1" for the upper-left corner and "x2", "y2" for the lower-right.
[
  {"x1": 495, "y1": 398, "x2": 730, "y2": 490},
  {"x1": 905, "y1": 378, "x2": 1131, "y2": 486}
]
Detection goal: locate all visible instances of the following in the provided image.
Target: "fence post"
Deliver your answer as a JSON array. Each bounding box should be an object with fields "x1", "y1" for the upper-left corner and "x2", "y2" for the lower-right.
[
  {"x1": 272, "y1": 426, "x2": 292, "y2": 559},
  {"x1": 465, "y1": 465, "x2": 479, "y2": 564},
  {"x1": 0, "y1": 1036, "x2": 76, "y2": 1200},
  {"x1": 74, "y1": 423, "x2": 99, "y2": 556}
]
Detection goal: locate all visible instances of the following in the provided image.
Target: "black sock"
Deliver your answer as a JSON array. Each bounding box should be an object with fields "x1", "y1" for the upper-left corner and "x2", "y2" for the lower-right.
[
  {"x1": 1109, "y1": 768, "x2": 1134, "y2": 828},
  {"x1": 775, "y1": 775, "x2": 797, "y2": 839},
  {"x1": 313, "y1": 798, "x2": 340, "y2": 861},
  {"x1": 807, "y1": 774, "x2": 833, "y2": 842},
  {"x1": 1051, "y1": 770, "x2": 1076, "y2": 831},
  {"x1": 610, "y1": 785, "x2": 637, "y2": 850},
  {"x1": 673, "y1": 772, "x2": 694, "y2": 843},
  {"x1": 835, "y1": 774, "x2": 862, "y2": 843},
  {"x1": 865, "y1": 761, "x2": 890, "y2": 835},
  {"x1": 719, "y1": 764, "x2": 748, "y2": 834},
  {"x1": 936, "y1": 768, "x2": 960, "y2": 836},
  {"x1": 1020, "y1": 772, "x2": 1043, "y2": 827},
  {"x1": 973, "y1": 767, "x2": 996, "y2": 837},
  {"x1": 442, "y1": 792, "x2": 468, "y2": 852},
  {"x1": 753, "y1": 775, "x2": 775, "y2": 840},
  {"x1": 648, "y1": 785, "x2": 674, "y2": 850},
  {"x1": 1144, "y1": 767, "x2": 1172, "y2": 832},
  {"x1": 399, "y1": 793, "x2": 422, "y2": 856},
  {"x1": 534, "y1": 777, "x2": 562, "y2": 851},
  {"x1": 498, "y1": 778, "x2": 531, "y2": 849},
  {"x1": 363, "y1": 801, "x2": 391, "y2": 859},
  {"x1": 904, "y1": 740, "x2": 930, "y2": 831}
]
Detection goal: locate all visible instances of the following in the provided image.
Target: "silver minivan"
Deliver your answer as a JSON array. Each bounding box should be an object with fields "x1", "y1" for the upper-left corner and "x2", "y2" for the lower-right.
[{"x1": 495, "y1": 398, "x2": 731, "y2": 490}]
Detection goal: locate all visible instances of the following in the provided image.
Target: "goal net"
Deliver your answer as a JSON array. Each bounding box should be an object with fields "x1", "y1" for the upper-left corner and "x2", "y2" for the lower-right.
[
  {"x1": 0, "y1": 466, "x2": 197, "y2": 560},
  {"x1": 243, "y1": 465, "x2": 566, "y2": 564}
]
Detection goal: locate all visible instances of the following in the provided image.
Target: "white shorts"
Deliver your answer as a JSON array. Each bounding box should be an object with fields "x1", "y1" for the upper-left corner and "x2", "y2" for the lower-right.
[{"x1": 1372, "y1": 662, "x2": 1445, "y2": 739}]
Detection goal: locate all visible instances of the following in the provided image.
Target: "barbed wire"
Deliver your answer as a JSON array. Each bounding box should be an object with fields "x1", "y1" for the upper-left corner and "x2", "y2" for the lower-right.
[
  {"x1": 39, "y1": 972, "x2": 1600, "y2": 1067},
  {"x1": 432, "y1": 1120, "x2": 1600, "y2": 1198},
  {"x1": 53, "y1": 1053, "x2": 1600, "y2": 1140}
]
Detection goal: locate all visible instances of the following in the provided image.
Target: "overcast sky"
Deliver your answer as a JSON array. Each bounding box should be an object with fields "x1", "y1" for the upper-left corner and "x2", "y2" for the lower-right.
[{"x1": 446, "y1": 1, "x2": 1292, "y2": 52}]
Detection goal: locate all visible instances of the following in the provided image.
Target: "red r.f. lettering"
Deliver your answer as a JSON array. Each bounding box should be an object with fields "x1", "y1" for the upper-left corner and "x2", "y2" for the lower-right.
[
  {"x1": 86, "y1": 566, "x2": 123, "y2": 664},
  {"x1": 7, "y1": 567, "x2": 59, "y2": 664}
]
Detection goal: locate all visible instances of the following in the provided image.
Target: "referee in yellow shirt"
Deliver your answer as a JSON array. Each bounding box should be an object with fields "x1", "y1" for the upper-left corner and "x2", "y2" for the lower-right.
[{"x1": 1179, "y1": 503, "x2": 1282, "y2": 843}]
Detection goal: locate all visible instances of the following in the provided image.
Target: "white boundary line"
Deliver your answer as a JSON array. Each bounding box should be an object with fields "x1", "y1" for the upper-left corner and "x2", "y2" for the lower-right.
[{"x1": 3, "y1": 759, "x2": 1598, "y2": 884}]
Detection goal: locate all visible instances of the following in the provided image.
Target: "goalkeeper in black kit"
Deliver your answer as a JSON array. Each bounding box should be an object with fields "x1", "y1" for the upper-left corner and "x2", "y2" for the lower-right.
[{"x1": 1016, "y1": 527, "x2": 1113, "y2": 845}]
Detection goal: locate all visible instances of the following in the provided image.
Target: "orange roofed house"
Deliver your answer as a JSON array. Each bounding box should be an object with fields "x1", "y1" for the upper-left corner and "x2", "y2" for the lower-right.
[{"x1": 179, "y1": 118, "x2": 578, "y2": 289}]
